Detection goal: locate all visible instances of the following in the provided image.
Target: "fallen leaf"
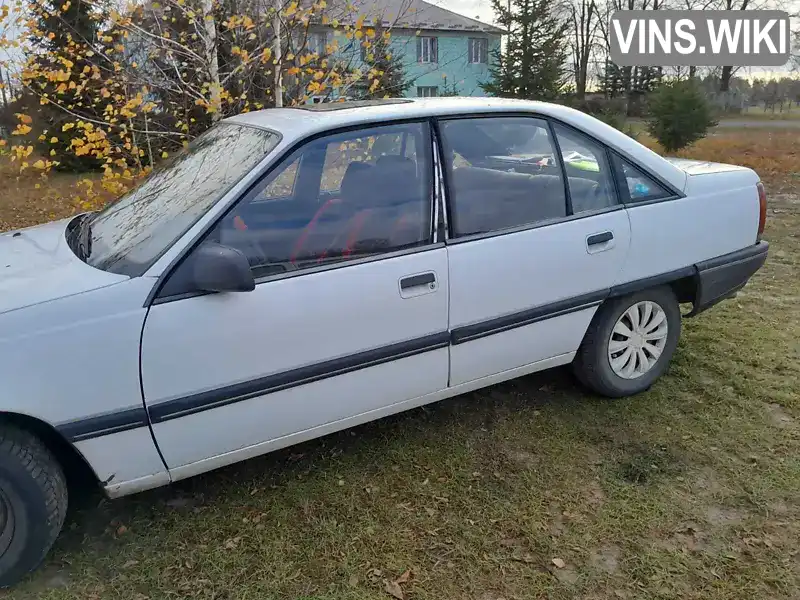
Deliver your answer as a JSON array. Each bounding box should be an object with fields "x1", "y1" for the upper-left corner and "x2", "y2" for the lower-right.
[
  {"x1": 223, "y1": 537, "x2": 241, "y2": 550},
  {"x1": 122, "y1": 560, "x2": 139, "y2": 568},
  {"x1": 384, "y1": 579, "x2": 404, "y2": 599},
  {"x1": 395, "y1": 569, "x2": 412, "y2": 584},
  {"x1": 552, "y1": 557, "x2": 566, "y2": 569},
  {"x1": 348, "y1": 574, "x2": 359, "y2": 587}
]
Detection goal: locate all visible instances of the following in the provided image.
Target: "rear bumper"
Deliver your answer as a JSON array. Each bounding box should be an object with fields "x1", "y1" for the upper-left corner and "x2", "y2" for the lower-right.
[{"x1": 687, "y1": 241, "x2": 769, "y2": 316}]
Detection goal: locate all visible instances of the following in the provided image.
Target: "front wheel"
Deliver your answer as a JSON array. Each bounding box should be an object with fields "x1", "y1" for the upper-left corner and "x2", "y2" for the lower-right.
[
  {"x1": 0, "y1": 424, "x2": 68, "y2": 588},
  {"x1": 572, "y1": 286, "x2": 682, "y2": 398}
]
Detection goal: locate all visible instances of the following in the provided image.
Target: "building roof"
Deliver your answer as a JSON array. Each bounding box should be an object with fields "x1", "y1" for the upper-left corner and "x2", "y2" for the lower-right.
[
  {"x1": 225, "y1": 97, "x2": 688, "y2": 192},
  {"x1": 346, "y1": 0, "x2": 504, "y2": 34}
]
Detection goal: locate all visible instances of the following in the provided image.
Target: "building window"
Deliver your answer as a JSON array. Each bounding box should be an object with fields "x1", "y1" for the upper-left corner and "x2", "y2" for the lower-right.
[
  {"x1": 417, "y1": 36, "x2": 438, "y2": 63},
  {"x1": 308, "y1": 31, "x2": 328, "y2": 55},
  {"x1": 417, "y1": 86, "x2": 438, "y2": 98},
  {"x1": 468, "y1": 38, "x2": 488, "y2": 64}
]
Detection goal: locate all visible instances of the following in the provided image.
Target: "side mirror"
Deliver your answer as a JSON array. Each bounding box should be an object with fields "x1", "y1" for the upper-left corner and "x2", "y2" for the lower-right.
[{"x1": 192, "y1": 242, "x2": 255, "y2": 293}]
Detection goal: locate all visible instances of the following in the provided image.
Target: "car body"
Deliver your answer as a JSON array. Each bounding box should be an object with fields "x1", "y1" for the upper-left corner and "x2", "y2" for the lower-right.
[{"x1": 0, "y1": 97, "x2": 768, "y2": 586}]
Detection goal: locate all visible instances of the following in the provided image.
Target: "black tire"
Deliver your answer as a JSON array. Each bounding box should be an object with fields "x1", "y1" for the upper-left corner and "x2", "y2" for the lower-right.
[
  {"x1": 572, "y1": 285, "x2": 681, "y2": 398},
  {"x1": 0, "y1": 424, "x2": 68, "y2": 588}
]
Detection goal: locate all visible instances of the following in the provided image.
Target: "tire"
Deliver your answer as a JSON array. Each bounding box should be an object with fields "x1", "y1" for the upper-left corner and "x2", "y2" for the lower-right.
[
  {"x1": 572, "y1": 285, "x2": 681, "y2": 398},
  {"x1": 0, "y1": 424, "x2": 68, "y2": 588}
]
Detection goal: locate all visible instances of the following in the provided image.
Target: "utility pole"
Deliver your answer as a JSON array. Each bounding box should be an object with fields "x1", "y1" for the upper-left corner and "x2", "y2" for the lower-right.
[{"x1": 273, "y1": 0, "x2": 283, "y2": 107}]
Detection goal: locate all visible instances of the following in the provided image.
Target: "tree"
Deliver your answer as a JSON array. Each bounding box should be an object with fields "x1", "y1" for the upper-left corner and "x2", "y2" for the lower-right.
[
  {"x1": 568, "y1": 0, "x2": 598, "y2": 101},
  {"x1": 645, "y1": 80, "x2": 717, "y2": 152},
  {"x1": 440, "y1": 75, "x2": 460, "y2": 97},
  {"x1": 481, "y1": 0, "x2": 569, "y2": 100},
  {"x1": 596, "y1": 0, "x2": 662, "y2": 105},
  {"x1": 1, "y1": 0, "x2": 392, "y2": 193},
  {"x1": 356, "y1": 25, "x2": 411, "y2": 99},
  {"x1": 23, "y1": 0, "x2": 110, "y2": 170}
]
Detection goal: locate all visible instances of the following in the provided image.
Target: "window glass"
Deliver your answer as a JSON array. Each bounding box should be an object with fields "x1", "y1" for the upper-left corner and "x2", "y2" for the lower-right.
[
  {"x1": 417, "y1": 37, "x2": 438, "y2": 63},
  {"x1": 83, "y1": 123, "x2": 279, "y2": 277},
  {"x1": 468, "y1": 38, "x2": 488, "y2": 63},
  {"x1": 615, "y1": 157, "x2": 672, "y2": 203},
  {"x1": 552, "y1": 124, "x2": 617, "y2": 213},
  {"x1": 440, "y1": 117, "x2": 567, "y2": 237},
  {"x1": 258, "y1": 157, "x2": 299, "y2": 199},
  {"x1": 417, "y1": 86, "x2": 438, "y2": 98},
  {"x1": 206, "y1": 123, "x2": 433, "y2": 278}
]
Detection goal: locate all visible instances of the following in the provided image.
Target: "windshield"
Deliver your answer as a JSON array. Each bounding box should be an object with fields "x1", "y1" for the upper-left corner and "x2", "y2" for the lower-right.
[{"x1": 83, "y1": 122, "x2": 281, "y2": 276}]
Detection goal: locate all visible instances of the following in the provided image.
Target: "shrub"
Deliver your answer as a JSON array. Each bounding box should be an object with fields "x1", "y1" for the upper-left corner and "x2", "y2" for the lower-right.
[{"x1": 645, "y1": 81, "x2": 718, "y2": 152}]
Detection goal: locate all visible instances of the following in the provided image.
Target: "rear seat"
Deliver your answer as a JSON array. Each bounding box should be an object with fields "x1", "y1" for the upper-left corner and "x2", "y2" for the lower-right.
[{"x1": 449, "y1": 167, "x2": 567, "y2": 234}]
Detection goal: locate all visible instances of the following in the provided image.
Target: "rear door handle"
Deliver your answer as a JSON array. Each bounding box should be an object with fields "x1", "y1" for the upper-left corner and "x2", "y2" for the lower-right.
[
  {"x1": 587, "y1": 231, "x2": 614, "y2": 246},
  {"x1": 400, "y1": 272, "x2": 436, "y2": 290}
]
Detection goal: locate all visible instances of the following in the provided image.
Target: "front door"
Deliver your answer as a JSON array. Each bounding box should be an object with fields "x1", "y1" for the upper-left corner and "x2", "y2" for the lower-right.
[
  {"x1": 140, "y1": 121, "x2": 449, "y2": 474},
  {"x1": 439, "y1": 115, "x2": 632, "y2": 385}
]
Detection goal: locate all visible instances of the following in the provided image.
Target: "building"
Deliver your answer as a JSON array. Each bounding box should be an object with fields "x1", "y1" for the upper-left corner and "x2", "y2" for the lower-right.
[{"x1": 303, "y1": 0, "x2": 504, "y2": 99}]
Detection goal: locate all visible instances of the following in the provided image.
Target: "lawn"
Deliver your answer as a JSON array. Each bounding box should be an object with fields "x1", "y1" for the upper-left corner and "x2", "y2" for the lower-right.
[{"x1": 1, "y1": 129, "x2": 799, "y2": 600}]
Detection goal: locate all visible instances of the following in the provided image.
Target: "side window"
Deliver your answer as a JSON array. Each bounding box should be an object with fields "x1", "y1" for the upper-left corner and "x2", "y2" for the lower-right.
[
  {"x1": 613, "y1": 156, "x2": 672, "y2": 203},
  {"x1": 258, "y1": 157, "x2": 299, "y2": 200},
  {"x1": 552, "y1": 124, "x2": 617, "y2": 214},
  {"x1": 209, "y1": 122, "x2": 433, "y2": 278},
  {"x1": 440, "y1": 117, "x2": 566, "y2": 237}
]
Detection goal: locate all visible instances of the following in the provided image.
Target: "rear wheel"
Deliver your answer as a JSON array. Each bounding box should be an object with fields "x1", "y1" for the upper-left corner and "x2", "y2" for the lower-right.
[
  {"x1": 573, "y1": 286, "x2": 681, "y2": 398},
  {"x1": 0, "y1": 424, "x2": 68, "y2": 588}
]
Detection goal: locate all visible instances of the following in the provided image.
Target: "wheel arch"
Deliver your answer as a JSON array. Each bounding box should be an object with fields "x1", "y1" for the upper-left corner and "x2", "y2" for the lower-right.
[
  {"x1": 606, "y1": 268, "x2": 700, "y2": 315},
  {"x1": 0, "y1": 412, "x2": 100, "y2": 491}
]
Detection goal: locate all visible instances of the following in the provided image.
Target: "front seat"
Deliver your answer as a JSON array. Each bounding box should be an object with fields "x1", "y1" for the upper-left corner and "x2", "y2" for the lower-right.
[
  {"x1": 330, "y1": 155, "x2": 423, "y2": 257},
  {"x1": 291, "y1": 161, "x2": 373, "y2": 263}
]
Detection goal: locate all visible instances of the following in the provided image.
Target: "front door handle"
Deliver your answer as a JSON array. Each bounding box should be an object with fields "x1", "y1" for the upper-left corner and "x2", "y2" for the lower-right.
[
  {"x1": 587, "y1": 231, "x2": 614, "y2": 246},
  {"x1": 400, "y1": 272, "x2": 436, "y2": 290}
]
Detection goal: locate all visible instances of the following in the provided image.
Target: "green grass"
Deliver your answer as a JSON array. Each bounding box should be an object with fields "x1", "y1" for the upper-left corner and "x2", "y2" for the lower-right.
[
  {"x1": 727, "y1": 108, "x2": 800, "y2": 121},
  {"x1": 1, "y1": 144, "x2": 798, "y2": 599}
]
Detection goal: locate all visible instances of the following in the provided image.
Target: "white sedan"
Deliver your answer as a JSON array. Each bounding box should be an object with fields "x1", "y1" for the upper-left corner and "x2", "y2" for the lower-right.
[{"x1": 0, "y1": 97, "x2": 768, "y2": 585}]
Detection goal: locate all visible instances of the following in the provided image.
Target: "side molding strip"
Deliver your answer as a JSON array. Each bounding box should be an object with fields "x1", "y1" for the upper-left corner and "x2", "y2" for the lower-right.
[
  {"x1": 450, "y1": 289, "x2": 609, "y2": 345},
  {"x1": 148, "y1": 331, "x2": 451, "y2": 423},
  {"x1": 57, "y1": 407, "x2": 149, "y2": 443}
]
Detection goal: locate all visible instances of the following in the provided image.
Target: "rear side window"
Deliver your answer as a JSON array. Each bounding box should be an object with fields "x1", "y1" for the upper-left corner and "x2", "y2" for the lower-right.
[
  {"x1": 440, "y1": 117, "x2": 567, "y2": 237},
  {"x1": 612, "y1": 156, "x2": 673, "y2": 204},
  {"x1": 552, "y1": 124, "x2": 617, "y2": 214}
]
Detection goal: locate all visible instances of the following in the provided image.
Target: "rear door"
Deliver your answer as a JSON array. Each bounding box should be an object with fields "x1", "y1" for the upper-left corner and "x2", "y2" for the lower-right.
[
  {"x1": 439, "y1": 116, "x2": 631, "y2": 385},
  {"x1": 140, "y1": 121, "x2": 450, "y2": 474}
]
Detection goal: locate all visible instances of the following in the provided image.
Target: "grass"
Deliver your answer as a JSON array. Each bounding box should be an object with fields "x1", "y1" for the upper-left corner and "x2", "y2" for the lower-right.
[
  {"x1": 1, "y1": 129, "x2": 799, "y2": 600},
  {"x1": 725, "y1": 107, "x2": 800, "y2": 121}
]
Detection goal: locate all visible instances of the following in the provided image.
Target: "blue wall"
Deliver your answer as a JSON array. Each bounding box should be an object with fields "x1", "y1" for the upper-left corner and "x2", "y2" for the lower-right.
[{"x1": 322, "y1": 27, "x2": 501, "y2": 98}]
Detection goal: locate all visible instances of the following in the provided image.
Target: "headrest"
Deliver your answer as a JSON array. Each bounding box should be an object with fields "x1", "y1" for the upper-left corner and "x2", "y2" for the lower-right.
[{"x1": 340, "y1": 161, "x2": 374, "y2": 201}]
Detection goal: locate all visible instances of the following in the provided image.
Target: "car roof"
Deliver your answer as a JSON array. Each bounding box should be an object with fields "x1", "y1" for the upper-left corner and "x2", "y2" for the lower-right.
[{"x1": 225, "y1": 97, "x2": 688, "y2": 192}]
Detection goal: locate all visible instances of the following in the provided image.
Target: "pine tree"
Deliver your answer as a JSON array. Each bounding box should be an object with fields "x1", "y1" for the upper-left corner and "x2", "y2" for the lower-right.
[
  {"x1": 358, "y1": 26, "x2": 411, "y2": 99},
  {"x1": 481, "y1": 0, "x2": 568, "y2": 100},
  {"x1": 23, "y1": 0, "x2": 109, "y2": 170}
]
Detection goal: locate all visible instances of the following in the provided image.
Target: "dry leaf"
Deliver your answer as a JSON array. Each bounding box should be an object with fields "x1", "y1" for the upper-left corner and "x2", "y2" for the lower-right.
[
  {"x1": 384, "y1": 579, "x2": 404, "y2": 600},
  {"x1": 552, "y1": 557, "x2": 566, "y2": 569},
  {"x1": 348, "y1": 574, "x2": 359, "y2": 587},
  {"x1": 395, "y1": 569, "x2": 412, "y2": 584},
  {"x1": 223, "y1": 537, "x2": 241, "y2": 550},
  {"x1": 122, "y1": 560, "x2": 139, "y2": 568}
]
